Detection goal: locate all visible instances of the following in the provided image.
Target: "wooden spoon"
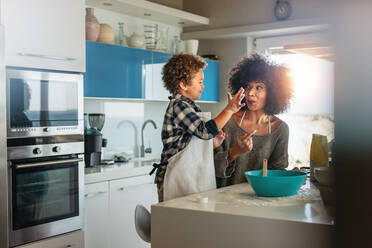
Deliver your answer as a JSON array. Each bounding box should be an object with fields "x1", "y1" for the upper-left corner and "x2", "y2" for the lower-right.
[{"x1": 263, "y1": 159, "x2": 268, "y2": 177}]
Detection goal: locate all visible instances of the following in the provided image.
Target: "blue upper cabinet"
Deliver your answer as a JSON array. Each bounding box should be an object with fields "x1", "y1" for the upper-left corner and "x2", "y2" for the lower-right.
[
  {"x1": 149, "y1": 51, "x2": 172, "y2": 100},
  {"x1": 199, "y1": 59, "x2": 220, "y2": 102},
  {"x1": 84, "y1": 41, "x2": 220, "y2": 101},
  {"x1": 84, "y1": 41, "x2": 152, "y2": 98}
]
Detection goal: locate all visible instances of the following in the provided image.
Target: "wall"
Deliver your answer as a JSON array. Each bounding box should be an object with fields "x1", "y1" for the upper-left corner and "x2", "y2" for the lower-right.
[{"x1": 183, "y1": 0, "x2": 333, "y2": 31}]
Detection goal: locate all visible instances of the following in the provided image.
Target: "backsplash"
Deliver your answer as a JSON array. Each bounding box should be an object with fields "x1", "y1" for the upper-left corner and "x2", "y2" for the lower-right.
[{"x1": 84, "y1": 99, "x2": 168, "y2": 160}]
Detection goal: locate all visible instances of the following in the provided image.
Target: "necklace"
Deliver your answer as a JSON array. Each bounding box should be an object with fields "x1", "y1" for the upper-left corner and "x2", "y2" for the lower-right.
[{"x1": 239, "y1": 111, "x2": 272, "y2": 134}]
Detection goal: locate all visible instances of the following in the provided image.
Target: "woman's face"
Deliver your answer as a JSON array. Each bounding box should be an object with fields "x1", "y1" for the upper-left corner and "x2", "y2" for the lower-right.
[{"x1": 244, "y1": 81, "x2": 267, "y2": 112}]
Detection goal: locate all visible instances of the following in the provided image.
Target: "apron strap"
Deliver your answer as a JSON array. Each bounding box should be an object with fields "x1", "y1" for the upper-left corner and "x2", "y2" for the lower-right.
[{"x1": 149, "y1": 161, "x2": 168, "y2": 175}]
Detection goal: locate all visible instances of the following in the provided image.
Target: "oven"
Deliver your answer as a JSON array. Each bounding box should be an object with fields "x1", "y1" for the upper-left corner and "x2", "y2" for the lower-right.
[
  {"x1": 7, "y1": 136, "x2": 84, "y2": 247},
  {"x1": 6, "y1": 68, "x2": 84, "y2": 138}
]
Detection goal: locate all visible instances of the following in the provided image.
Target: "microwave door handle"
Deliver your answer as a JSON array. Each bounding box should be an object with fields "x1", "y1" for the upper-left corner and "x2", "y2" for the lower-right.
[
  {"x1": 17, "y1": 52, "x2": 76, "y2": 61},
  {"x1": 14, "y1": 158, "x2": 83, "y2": 169}
]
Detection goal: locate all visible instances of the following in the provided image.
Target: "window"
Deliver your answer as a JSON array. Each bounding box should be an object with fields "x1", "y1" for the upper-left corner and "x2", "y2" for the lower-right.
[{"x1": 255, "y1": 33, "x2": 334, "y2": 168}]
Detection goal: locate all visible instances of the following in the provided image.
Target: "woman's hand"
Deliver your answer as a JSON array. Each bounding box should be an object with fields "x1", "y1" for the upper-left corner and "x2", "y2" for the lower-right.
[
  {"x1": 213, "y1": 131, "x2": 227, "y2": 149},
  {"x1": 228, "y1": 130, "x2": 256, "y2": 162},
  {"x1": 226, "y1": 88, "x2": 245, "y2": 114}
]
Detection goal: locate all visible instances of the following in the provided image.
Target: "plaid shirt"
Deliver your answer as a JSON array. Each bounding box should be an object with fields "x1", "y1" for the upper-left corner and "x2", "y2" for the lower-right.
[{"x1": 152, "y1": 94, "x2": 219, "y2": 184}]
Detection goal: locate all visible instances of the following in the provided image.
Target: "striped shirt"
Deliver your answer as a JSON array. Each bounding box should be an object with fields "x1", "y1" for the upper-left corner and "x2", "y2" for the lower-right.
[{"x1": 152, "y1": 94, "x2": 219, "y2": 184}]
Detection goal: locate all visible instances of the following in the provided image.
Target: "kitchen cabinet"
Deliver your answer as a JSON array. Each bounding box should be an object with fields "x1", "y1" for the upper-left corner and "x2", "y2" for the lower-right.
[
  {"x1": 84, "y1": 181, "x2": 110, "y2": 248},
  {"x1": 147, "y1": 51, "x2": 172, "y2": 100},
  {"x1": 84, "y1": 41, "x2": 151, "y2": 99},
  {"x1": 84, "y1": 41, "x2": 220, "y2": 102},
  {"x1": 3, "y1": 0, "x2": 85, "y2": 72},
  {"x1": 200, "y1": 59, "x2": 220, "y2": 102},
  {"x1": 84, "y1": 174, "x2": 157, "y2": 248},
  {"x1": 109, "y1": 175, "x2": 157, "y2": 248},
  {"x1": 17, "y1": 230, "x2": 84, "y2": 248}
]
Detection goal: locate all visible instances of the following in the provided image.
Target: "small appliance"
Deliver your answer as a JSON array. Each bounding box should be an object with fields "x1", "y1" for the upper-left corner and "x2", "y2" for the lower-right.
[
  {"x1": 6, "y1": 68, "x2": 84, "y2": 138},
  {"x1": 84, "y1": 113, "x2": 107, "y2": 167}
]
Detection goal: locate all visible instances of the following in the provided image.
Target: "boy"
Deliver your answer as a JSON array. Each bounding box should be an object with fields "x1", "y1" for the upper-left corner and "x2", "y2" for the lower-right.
[{"x1": 150, "y1": 54, "x2": 245, "y2": 202}]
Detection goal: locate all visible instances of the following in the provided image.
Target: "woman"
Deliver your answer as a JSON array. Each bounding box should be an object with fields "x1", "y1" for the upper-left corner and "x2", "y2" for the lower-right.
[{"x1": 214, "y1": 54, "x2": 294, "y2": 187}]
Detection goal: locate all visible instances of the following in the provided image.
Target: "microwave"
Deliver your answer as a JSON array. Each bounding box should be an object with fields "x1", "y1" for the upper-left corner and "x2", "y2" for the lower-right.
[{"x1": 6, "y1": 68, "x2": 84, "y2": 138}]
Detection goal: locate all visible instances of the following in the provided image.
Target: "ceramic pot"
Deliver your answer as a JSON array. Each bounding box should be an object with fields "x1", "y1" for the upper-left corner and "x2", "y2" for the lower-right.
[
  {"x1": 127, "y1": 32, "x2": 144, "y2": 49},
  {"x1": 184, "y1": 39, "x2": 199, "y2": 55},
  {"x1": 85, "y1": 8, "x2": 100, "y2": 42},
  {"x1": 97, "y1": 24, "x2": 114, "y2": 44}
]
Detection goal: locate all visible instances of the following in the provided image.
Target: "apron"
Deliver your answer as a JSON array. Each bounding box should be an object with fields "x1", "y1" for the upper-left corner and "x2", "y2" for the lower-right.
[{"x1": 163, "y1": 112, "x2": 216, "y2": 201}]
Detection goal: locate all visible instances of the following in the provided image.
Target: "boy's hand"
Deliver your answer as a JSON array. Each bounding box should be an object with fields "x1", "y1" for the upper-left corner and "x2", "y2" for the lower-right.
[
  {"x1": 227, "y1": 88, "x2": 245, "y2": 113},
  {"x1": 213, "y1": 131, "x2": 227, "y2": 149}
]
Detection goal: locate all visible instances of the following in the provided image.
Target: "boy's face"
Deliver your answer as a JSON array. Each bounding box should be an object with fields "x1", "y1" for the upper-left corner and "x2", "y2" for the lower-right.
[{"x1": 179, "y1": 69, "x2": 205, "y2": 101}]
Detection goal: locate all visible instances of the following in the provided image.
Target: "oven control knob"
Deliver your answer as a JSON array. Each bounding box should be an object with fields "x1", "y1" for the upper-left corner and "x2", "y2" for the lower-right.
[
  {"x1": 52, "y1": 146, "x2": 61, "y2": 153},
  {"x1": 43, "y1": 127, "x2": 49, "y2": 132},
  {"x1": 33, "y1": 148, "x2": 42, "y2": 154}
]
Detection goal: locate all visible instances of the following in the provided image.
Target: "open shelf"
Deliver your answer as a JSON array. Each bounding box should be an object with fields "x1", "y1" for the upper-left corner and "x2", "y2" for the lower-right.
[
  {"x1": 181, "y1": 18, "x2": 330, "y2": 40},
  {"x1": 86, "y1": 0, "x2": 209, "y2": 27}
]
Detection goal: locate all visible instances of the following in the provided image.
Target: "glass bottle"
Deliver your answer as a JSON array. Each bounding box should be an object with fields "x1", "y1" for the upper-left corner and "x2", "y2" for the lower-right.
[
  {"x1": 172, "y1": 35, "x2": 178, "y2": 54},
  {"x1": 118, "y1": 22, "x2": 127, "y2": 46}
]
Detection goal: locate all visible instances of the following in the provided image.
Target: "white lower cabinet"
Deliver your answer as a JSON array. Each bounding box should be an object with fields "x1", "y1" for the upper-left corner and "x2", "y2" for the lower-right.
[
  {"x1": 17, "y1": 230, "x2": 84, "y2": 248},
  {"x1": 84, "y1": 181, "x2": 110, "y2": 248},
  {"x1": 84, "y1": 175, "x2": 157, "y2": 248},
  {"x1": 109, "y1": 175, "x2": 157, "y2": 248}
]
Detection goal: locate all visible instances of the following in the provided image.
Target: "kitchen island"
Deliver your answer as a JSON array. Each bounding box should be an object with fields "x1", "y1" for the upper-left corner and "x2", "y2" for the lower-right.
[{"x1": 151, "y1": 181, "x2": 334, "y2": 248}]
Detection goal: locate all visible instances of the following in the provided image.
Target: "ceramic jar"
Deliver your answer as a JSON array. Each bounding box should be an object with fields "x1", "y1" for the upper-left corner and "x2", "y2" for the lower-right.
[
  {"x1": 85, "y1": 8, "x2": 100, "y2": 42},
  {"x1": 127, "y1": 33, "x2": 144, "y2": 49},
  {"x1": 97, "y1": 24, "x2": 114, "y2": 44}
]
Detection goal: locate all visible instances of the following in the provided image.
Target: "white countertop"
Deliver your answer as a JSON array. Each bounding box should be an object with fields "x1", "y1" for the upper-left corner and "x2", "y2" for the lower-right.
[
  {"x1": 84, "y1": 159, "x2": 157, "y2": 184},
  {"x1": 155, "y1": 180, "x2": 334, "y2": 225}
]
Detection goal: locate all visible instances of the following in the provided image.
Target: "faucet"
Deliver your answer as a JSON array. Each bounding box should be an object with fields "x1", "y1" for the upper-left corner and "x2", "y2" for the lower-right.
[
  {"x1": 117, "y1": 120, "x2": 139, "y2": 157},
  {"x1": 140, "y1": 119, "x2": 157, "y2": 157}
]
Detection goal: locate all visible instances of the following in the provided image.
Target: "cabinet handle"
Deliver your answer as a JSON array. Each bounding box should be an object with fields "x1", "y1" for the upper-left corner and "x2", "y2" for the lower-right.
[
  {"x1": 17, "y1": 52, "x2": 76, "y2": 61},
  {"x1": 84, "y1": 191, "x2": 107, "y2": 198},
  {"x1": 117, "y1": 182, "x2": 152, "y2": 191}
]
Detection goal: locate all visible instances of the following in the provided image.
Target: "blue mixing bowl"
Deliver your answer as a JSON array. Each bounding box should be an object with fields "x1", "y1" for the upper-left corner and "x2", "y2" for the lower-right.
[{"x1": 245, "y1": 170, "x2": 307, "y2": 197}]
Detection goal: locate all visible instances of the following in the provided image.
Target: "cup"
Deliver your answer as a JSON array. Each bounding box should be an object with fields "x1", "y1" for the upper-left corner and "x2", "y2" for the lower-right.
[{"x1": 183, "y1": 39, "x2": 199, "y2": 55}]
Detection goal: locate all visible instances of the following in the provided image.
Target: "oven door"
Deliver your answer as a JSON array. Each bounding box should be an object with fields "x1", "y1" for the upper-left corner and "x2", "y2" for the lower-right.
[
  {"x1": 6, "y1": 68, "x2": 84, "y2": 138},
  {"x1": 9, "y1": 154, "x2": 84, "y2": 247}
]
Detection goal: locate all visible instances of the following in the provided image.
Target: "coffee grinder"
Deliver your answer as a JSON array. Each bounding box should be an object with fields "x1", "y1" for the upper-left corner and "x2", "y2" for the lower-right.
[{"x1": 84, "y1": 113, "x2": 107, "y2": 167}]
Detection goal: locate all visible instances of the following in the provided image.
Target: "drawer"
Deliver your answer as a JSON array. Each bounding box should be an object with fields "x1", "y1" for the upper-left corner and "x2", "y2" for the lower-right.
[
  {"x1": 110, "y1": 174, "x2": 155, "y2": 190},
  {"x1": 85, "y1": 181, "x2": 109, "y2": 196},
  {"x1": 16, "y1": 230, "x2": 84, "y2": 248}
]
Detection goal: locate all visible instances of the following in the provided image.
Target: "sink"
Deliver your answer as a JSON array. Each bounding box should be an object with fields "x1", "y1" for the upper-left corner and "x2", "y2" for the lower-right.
[{"x1": 131, "y1": 157, "x2": 160, "y2": 163}]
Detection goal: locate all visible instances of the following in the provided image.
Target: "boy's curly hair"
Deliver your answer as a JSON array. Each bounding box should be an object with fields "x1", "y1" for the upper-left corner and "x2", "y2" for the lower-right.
[
  {"x1": 228, "y1": 53, "x2": 294, "y2": 115},
  {"x1": 162, "y1": 54, "x2": 207, "y2": 95}
]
